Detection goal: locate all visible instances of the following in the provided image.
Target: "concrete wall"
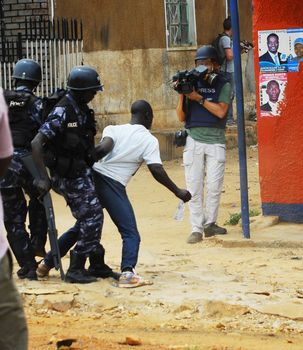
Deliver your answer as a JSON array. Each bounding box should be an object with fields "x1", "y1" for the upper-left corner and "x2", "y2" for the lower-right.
[
  {"x1": 253, "y1": 0, "x2": 303, "y2": 222},
  {"x1": 53, "y1": 1, "x2": 254, "y2": 132},
  {"x1": 86, "y1": 48, "x2": 254, "y2": 133},
  {"x1": 54, "y1": 0, "x2": 252, "y2": 51}
]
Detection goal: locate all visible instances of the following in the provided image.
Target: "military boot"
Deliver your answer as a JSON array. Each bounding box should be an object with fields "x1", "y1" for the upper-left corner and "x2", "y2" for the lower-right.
[
  {"x1": 65, "y1": 250, "x2": 97, "y2": 284},
  {"x1": 7, "y1": 231, "x2": 37, "y2": 280},
  {"x1": 17, "y1": 249, "x2": 38, "y2": 280},
  {"x1": 88, "y1": 245, "x2": 120, "y2": 280}
]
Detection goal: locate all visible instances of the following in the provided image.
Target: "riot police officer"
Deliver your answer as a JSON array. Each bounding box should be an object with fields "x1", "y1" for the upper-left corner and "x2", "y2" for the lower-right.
[
  {"x1": 0, "y1": 58, "x2": 48, "y2": 280},
  {"x1": 31, "y1": 66, "x2": 117, "y2": 284}
]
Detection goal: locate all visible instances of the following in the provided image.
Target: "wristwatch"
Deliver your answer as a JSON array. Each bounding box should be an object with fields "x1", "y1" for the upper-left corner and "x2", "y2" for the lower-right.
[{"x1": 198, "y1": 97, "x2": 205, "y2": 106}]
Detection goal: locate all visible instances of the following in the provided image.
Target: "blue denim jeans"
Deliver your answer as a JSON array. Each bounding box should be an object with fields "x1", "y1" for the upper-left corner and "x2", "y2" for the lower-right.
[
  {"x1": 93, "y1": 172, "x2": 141, "y2": 271},
  {"x1": 44, "y1": 222, "x2": 79, "y2": 268}
]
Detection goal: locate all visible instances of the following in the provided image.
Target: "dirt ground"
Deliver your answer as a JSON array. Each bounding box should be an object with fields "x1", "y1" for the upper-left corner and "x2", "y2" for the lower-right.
[{"x1": 15, "y1": 147, "x2": 303, "y2": 350}]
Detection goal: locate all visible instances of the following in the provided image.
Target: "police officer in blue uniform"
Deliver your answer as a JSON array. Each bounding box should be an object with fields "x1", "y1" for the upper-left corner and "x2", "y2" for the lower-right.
[
  {"x1": 31, "y1": 66, "x2": 117, "y2": 284},
  {"x1": 0, "y1": 58, "x2": 48, "y2": 280}
]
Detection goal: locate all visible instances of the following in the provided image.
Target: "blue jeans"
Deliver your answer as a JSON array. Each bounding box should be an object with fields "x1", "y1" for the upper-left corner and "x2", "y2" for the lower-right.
[
  {"x1": 93, "y1": 172, "x2": 141, "y2": 271},
  {"x1": 44, "y1": 223, "x2": 79, "y2": 268}
]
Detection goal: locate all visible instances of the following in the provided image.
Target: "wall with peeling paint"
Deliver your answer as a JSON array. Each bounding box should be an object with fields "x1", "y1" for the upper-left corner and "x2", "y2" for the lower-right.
[{"x1": 253, "y1": 0, "x2": 303, "y2": 222}]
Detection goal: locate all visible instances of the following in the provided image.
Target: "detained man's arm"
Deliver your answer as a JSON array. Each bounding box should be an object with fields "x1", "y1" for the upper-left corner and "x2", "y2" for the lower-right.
[
  {"x1": 94, "y1": 136, "x2": 114, "y2": 160},
  {"x1": 31, "y1": 132, "x2": 51, "y2": 193},
  {"x1": 147, "y1": 163, "x2": 191, "y2": 202}
]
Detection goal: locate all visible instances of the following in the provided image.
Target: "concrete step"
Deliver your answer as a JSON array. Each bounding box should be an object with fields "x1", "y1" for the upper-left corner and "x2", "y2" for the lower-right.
[{"x1": 152, "y1": 122, "x2": 257, "y2": 161}]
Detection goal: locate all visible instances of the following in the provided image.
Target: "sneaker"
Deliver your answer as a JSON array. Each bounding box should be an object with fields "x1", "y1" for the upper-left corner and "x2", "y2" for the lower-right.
[
  {"x1": 36, "y1": 260, "x2": 51, "y2": 278},
  {"x1": 186, "y1": 232, "x2": 203, "y2": 244},
  {"x1": 204, "y1": 223, "x2": 227, "y2": 237},
  {"x1": 118, "y1": 269, "x2": 145, "y2": 288}
]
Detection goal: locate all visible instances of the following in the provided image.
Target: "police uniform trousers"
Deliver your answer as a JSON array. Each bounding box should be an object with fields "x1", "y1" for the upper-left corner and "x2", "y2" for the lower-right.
[
  {"x1": 0, "y1": 157, "x2": 47, "y2": 266},
  {"x1": 51, "y1": 168, "x2": 103, "y2": 255}
]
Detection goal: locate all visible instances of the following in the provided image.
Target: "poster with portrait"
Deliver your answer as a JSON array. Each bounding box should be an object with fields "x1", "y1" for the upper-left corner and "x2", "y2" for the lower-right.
[
  {"x1": 258, "y1": 30, "x2": 289, "y2": 73},
  {"x1": 286, "y1": 28, "x2": 303, "y2": 72},
  {"x1": 259, "y1": 73, "x2": 287, "y2": 117},
  {"x1": 258, "y1": 29, "x2": 303, "y2": 73}
]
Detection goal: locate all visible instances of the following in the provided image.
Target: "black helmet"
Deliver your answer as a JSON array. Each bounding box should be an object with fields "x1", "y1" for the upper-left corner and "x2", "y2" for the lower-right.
[
  {"x1": 195, "y1": 45, "x2": 219, "y2": 63},
  {"x1": 12, "y1": 58, "x2": 42, "y2": 83},
  {"x1": 67, "y1": 66, "x2": 104, "y2": 91}
]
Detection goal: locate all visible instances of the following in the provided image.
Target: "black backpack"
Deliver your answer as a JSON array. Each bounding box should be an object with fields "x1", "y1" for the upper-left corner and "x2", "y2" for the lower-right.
[
  {"x1": 211, "y1": 33, "x2": 228, "y2": 66},
  {"x1": 41, "y1": 88, "x2": 67, "y2": 122}
]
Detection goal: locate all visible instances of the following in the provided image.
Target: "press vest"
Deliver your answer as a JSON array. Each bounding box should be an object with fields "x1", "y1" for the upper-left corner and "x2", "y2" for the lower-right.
[
  {"x1": 4, "y1": 90, "x2": 38, "y2": 149},
  {"x1": 185, "y1": 74, "x2": 228, "y2": 129},
  {"x1": 45, "y1": 95, "x2": 96, "y2": 178}
]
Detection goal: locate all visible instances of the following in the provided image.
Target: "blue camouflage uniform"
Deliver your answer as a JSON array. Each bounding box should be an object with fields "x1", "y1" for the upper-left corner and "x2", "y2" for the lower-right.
[
  {"x1": 39, "y1": 92, "x2": 103, "y2": 255},
  {"x1": 0, "y1": 86, "x2": 47, "y2": 268}
]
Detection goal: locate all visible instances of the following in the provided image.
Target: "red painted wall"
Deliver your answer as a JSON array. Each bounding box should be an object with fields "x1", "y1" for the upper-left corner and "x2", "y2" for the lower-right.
[{"x1": 253, "y1": 0, "x2": 303, "y2": 220}]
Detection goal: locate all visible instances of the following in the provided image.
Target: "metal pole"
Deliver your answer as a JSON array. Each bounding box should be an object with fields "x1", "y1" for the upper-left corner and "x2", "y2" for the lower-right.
[{"x1": 230, "y1": 0, "x2": 250, "y2": 239}]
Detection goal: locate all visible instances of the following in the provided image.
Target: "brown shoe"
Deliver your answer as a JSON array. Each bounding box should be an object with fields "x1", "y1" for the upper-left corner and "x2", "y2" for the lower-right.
[{"x1": 36, "y1": 260, "x2": 51, "y2": 278}]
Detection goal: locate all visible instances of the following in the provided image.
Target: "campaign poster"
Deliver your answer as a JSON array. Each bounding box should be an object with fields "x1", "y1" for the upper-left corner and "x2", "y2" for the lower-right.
[
  {"x1": 259, "y1": 73, "x2": 287, "y2": 117},
  {"x1": 286, "y1": 28, "x2": 303, "y2": 72},
  {"x1": 258, "y1": 30, "x2": 289, "y2": 73},
  {"x1": 258, "y1": 29, "x2": 303, "y2": 73}
]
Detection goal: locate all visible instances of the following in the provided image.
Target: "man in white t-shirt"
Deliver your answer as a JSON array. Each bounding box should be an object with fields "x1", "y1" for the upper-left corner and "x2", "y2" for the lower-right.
[
  {"x1": 0, "y1": 88, "x2": 28, "y2": 349},
  {"x1": 37, "y1": 100, "x2": 191, "y2": 288},
  {"x1": 93, "y1": 100, "x2": 191, "y2": 287}
]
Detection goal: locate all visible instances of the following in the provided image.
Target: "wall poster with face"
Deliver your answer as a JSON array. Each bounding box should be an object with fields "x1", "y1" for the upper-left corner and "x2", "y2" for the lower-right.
[
  {"x1": 287, "y1": 28, "x2": 303, "y2": 72},
  {"x1": 258, "y1": 29, "x2": 303, "y2": 73},
  {"x1": 259, "y1": 73, "x2": 287, "y2": 117}
]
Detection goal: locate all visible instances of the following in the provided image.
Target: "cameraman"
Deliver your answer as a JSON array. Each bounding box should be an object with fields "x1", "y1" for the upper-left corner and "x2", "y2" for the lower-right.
[{"x1": 176, "y1": 45, "x2": 231, "y2": 244}]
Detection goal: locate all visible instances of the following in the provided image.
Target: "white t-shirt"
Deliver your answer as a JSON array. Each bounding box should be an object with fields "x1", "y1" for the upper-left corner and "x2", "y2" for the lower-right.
[
  {"x1": 93, "y1": 124, "x2": 162, "y2": 186},
  {"x1": 219, "y1": 35, "x2": 234, "y2": 73}
]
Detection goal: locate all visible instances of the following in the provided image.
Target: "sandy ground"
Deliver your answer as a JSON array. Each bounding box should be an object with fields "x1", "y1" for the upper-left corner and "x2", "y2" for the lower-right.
[{"x1": 14, "y1": 147, "x2": 303, "y2": 350}]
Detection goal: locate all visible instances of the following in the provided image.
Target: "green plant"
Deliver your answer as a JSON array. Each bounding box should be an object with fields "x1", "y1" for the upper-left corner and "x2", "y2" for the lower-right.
[{"x1": 224, "y1": 208, "x2": 261, "y2": 225}]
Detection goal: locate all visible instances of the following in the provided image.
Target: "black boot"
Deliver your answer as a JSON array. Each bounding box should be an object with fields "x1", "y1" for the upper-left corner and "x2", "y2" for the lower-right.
[
  {"x1": 88, "y1": 245, "x2": 120, "y2": 280},
  {"x1": 65, "y1": 250, "x2": 97, "y2": 284},
  {"x1": 17, "y1": 249, "x2": 38, "y2": 280},
  {"x1": 17, "y1": 262, "x2": 37, "y2": 280},
  {"x1": 7, "y1": 230, "x2": 37, "y2": 280}
]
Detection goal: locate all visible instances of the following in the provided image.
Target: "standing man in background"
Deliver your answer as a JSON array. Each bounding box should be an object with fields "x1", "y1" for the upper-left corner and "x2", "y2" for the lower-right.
[
  {"x1": 0, "y1": 87, "x2": 28, "y2": 350},
  {"x1": 217, "y1": 17, "x2": 235, "y2": 125}
]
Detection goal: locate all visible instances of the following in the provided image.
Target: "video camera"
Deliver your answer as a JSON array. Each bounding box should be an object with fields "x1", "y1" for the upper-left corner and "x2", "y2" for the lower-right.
[
  {"x1": 240, "y1": 40, "x2": 253, "y2": 53},
  {"x1": 172, "y1": 65, "x2": 218, "y2": 94}
]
